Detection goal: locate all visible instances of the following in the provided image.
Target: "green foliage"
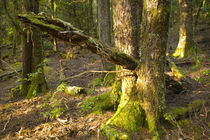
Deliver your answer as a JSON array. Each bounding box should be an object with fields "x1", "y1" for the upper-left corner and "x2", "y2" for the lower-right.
[
  {"x1": 79, "y1": 91, "x2": 117, "y2": 114},
  {"x1": 41, "y1": 91, "x2": 65, "y2": 120},
  {"x1": 56, "y1": 82, "x2": 67, "y2": 92},
  {"x1": 10, "y1": 85, "x2": 21, "y2": 98},
  {"x1": 43, "y1": 40, "x2": 52, "y2": 50},
  {"x1": 79, "y1": 97, "x2": 94, "y2": 113},
  {"x1": 40, "y1": 83, "x2": 67, "y2": 120},
  {"x1": 194, "y1": 69, "x2": 209, "y2": 84}
]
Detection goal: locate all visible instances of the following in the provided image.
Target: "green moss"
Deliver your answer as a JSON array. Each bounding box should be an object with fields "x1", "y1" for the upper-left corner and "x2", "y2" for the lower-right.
[
  {"x1": 168, "y1": 60, "x2": 183, "y2": 79},
  {"x1": 10, "y1": 85, "x2": 21, "y2": 98},
  {"x1": 101, "y1": 98, "x2": 145, "y2": 139},
  {"x1": 64, "y1": 86, "x2": 84, "y2": 96},
  {"x1": 26, "y1": 74, "x2": 48, "y2": 98},
  {"x1": 108, "y1": 100, "x2": 144, "y2": 132},
  {"x1": 80, "y1": 91, "x2": 116, "y2": 114},
  {"x1": 19, "y1": 14, "x2": 64, "y2": 32},
  {"x1": 43, "y1": 66, "x2": 54, "y2": 80},
  {"x1": 88, "y1": 73, "x2": 116, "y2": 88},
  {"x1": 101, "y1": 124, "x2": 129, "y2": 140}
]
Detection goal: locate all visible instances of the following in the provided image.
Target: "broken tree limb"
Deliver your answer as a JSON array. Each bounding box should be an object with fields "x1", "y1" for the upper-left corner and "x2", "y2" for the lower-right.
[{"x1": 17, "y1": 14, "x2": 138, "y2": 70}]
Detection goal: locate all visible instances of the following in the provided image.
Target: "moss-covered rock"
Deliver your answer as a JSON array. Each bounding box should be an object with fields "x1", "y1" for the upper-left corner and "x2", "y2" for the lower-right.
[
  {"x1": 64, "y1": 86, "x2": 85, "y2": 96},
  {"x1": 80, "y1": 91, "x2": 117, "y2": 114}
]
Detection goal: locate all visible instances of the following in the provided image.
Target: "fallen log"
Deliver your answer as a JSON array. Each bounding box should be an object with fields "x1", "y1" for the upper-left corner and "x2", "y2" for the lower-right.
[
  {"x1": 164, "y1": 99, "x2": 207, "y2": 124},
  {"x1": 0, "y1": 69, "x2": 22, "y2": 81},
  {"x1": 0, "y1": 44, "x2": 13, "y2": 49}
]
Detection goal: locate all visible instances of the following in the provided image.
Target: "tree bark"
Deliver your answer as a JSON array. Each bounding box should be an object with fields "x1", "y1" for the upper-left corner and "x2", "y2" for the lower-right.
[
  {"x1": 22, "y1": 0, "x2": 47, "y2": 97},
  {"x1": 88, "y1": 0, "x2": 94, "y2": 35},
  {"x1": 51, "y1": 0, "x2": 58, "y2": 52},
  {"x1": 101, "y1": 0, "x2": 144, "y2": 138},
  {"x1": 137, "y1": 0, "x2": 170, "y2": 138},
  {"x1": 97, "y1": 0, "x2": 112, "y2": 70},
  {"x1": 173, "y1": 0, "x2": 196, "y2": 59}
]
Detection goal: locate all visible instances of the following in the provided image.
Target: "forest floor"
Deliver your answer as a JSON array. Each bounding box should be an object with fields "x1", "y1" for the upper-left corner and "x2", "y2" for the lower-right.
[{"x1": 0, "y1": 24, "x2": 209, "y2": 139}]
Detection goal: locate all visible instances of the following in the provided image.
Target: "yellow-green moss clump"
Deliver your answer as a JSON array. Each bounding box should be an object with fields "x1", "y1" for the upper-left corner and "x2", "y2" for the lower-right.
[
  {"x1": 80, "y1": 91, "x2": 117, "y2": 114},
  {"x1": 64, "y1": 86, "x2": 85, "y2": 96},
  {"x1": 100, "y1": 124, "x2": 129, "y2": 140}
]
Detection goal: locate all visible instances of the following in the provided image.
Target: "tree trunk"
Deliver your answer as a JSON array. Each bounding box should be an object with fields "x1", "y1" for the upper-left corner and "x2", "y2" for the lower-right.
[
  {"x1": 22, "y1": 0, "x2": 47, "y2": 97},
  {"x1": 97, "y1": 0, "x2": 112, "y2": 70},
  {"x1": 21, "y1": 29, "x2": 33, "y2": 96},
  {"x1": 51, "y1": 0, "x2": 58, "y2": 52},
  {"x1": 194, "y1": 0, "x2": 205, "y2": 31},
  {"x1": 101, "y1": 0, "x2": 143, "y2": 138},
  {"x1": 173, "y1": 0, "x2": 196, "y2": 59},
  {"x1": 88, "y1": 0, "x2": 94, "y2": 35},
  {"x1": 0, "y1": 48, "x2": 2, "y2": 69},
  {"x1": 137, "y1": 0, "x2": 170, "y2": 139},
  {"x1": 12, "y1": 0, "x2": 19, "y2": 56}
]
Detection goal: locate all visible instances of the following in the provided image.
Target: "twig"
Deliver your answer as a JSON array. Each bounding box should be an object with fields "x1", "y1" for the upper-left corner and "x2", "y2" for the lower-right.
[
  {"x1": 2, "y1": 114, "x2": 12, "y2": 132},
  {"x1": 64, "y1": 70, "x2": 128, "y2": 81}
]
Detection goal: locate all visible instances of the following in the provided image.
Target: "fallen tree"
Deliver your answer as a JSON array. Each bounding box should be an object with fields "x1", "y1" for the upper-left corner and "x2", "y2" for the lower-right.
[
  {"x1": 17, "y1": 14, "x2": 138, "y2": 70},
  {"x1": 17, "y1": 13, "x2": 183, "y2": 92}
]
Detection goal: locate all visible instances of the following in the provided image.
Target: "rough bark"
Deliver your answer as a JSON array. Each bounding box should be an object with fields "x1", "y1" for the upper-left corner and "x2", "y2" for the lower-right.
[
  {"x1": 137, "y1": 0, "x2": 170, "y2": 139},
  {"x1": 173, "y1": 0, "x2": 196, "y2": 59},
  {"x1": 97, "y1": 0, "x2": 112, "y2": 70},
  {"x1": 101, "y1": 0, "x2": 143, "y2": 138}
]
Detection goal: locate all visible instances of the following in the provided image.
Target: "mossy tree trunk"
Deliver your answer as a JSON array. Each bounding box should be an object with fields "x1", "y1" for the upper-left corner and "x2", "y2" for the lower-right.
[
  {"x1": 136, "y1": 0, "x2": 170, "y2": 139},
  {"x1": 101, "y1": 0, "x2": 143, "y2": 138},
  {"x1": 173, "y1": 0, "x2": 196, "y2": 59},
  {"x1": 22, "y1": 0, "x2": 47, "y2": 97}
]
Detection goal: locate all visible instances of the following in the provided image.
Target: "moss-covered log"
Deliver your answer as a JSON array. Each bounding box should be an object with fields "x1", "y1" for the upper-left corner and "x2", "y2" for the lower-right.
[
  {"x1": 17, "y1": 14, "x2": 138, "y2": 70},
  {"x1": 164, "y1": 99, "x2": 207, "y2": 125}
]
